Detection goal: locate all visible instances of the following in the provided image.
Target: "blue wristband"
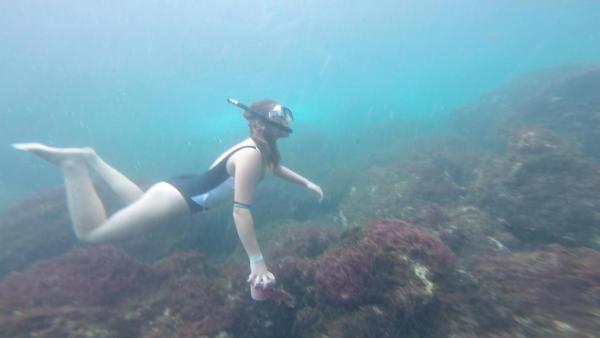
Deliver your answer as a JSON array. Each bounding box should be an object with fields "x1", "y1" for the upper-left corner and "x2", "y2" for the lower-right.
[
  {"x1": 249, "y1": 254, "x2": 264, "y2": 264},
  {"x1": 234, "y1": 201, "x2": 252, "y2": 209}
]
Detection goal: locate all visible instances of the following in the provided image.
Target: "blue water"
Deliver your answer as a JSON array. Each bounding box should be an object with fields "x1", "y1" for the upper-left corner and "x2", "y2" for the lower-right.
[{"x1": 1, "y1": 0, "x2": 599, "y2": 208}]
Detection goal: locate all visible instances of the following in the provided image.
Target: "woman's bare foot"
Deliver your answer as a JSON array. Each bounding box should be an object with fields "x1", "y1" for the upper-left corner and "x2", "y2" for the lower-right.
[{"x1": 12, "y1": 143, "x2": 96, "y2": 170}]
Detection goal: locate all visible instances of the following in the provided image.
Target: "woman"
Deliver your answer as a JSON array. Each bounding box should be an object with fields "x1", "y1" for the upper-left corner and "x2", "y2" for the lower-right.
[{"x1": 12, "y1": 98, "x2": 324, "y2": 293}]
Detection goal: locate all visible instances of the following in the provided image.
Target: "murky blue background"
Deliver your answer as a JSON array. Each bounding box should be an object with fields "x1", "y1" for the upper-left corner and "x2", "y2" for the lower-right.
[{"x1": 1, "y1": 0, "x2": 599, "y2": 209}]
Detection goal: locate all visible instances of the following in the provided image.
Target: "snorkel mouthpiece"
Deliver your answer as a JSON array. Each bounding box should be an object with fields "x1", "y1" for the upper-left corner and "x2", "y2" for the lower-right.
[{"x1": 228, "y1": 98, "x2": 293, "y2": 133}]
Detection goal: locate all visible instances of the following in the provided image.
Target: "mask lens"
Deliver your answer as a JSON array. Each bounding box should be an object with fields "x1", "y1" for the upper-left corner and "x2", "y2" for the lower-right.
[{"x1": 268, "y1": 105, "x2": 293, "y2": 126}]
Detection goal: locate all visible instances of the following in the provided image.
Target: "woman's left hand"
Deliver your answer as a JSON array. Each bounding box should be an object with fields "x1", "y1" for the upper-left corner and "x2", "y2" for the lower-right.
[{"x1": 306, "y1": 182, "x2": 324, "y2": 203}]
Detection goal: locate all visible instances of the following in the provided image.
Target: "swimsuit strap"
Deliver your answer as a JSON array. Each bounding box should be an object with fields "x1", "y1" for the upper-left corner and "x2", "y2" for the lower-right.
[{"x1": 215, "y1": 145, "x2": 259, "y2": 169}]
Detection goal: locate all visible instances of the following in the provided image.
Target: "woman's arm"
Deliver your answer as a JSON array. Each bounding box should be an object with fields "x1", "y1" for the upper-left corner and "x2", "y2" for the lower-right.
[
  {"x1": 273, "y1": 165, "x2": 324, "y2": 202},
  {"x1": 232, "y1": 149, "x2": 275, "y2": 288},
  {"x1": 273, "y1": 165, "x2": 310, "y2": 186}
]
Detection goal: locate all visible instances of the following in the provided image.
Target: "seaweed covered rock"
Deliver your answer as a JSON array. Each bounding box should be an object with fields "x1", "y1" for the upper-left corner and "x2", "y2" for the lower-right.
[
  {"x1": 403, "y1": 148, "x2": 481, "y2": 207},
  {"x1": 337, "y1": 137, "x2": 484, "y2": 227},
  {"x1": 307, "y1": 219, "x2": 455, "y2": 337},
  {"x1": 472, "y1": 127, "x2": 600, "y2": 249},
  {"x1": 436, "y1": 245, "x2": 600, "y2": 338},
  {"x1": 453, "y1": 66, "x2": 600, "y2": 159},
  {"x1": 336, "y1": 163, "x2": 412, "y2": 226},
  {"x1": 226, "y1": 224, "x2": 339, "y2": 338},
  {"x1": 0, "y1": 246, "x2": 151, "y2": 338},
  {"x1": 473, "y1": 245, "x2": 600, "y2": 337},
  {"x1": 0, "y1": 245, "x2": 152, "y2": 308},
  {"x1": 508, "y1": 68, "x2": 600, "y2": 159},
  {"x1": 0, "y1": 187, "x2": 75, "y2": 278},
  {"x1": 268, "y1": 224, "x2": 339, "y2": 293},
  {"x1": 412, "y1": 204, "x2": 521, "y2": 264},
  {"x1": 138, "y1": 252, "x2": 243, "y2": 337},
  {"x1": 0, "y1": 246, "x2": 242, "y2": 338},
  {"x1": 315, "y1": 219, "x2": 454, "y2": 306},
  {"x1": 230, "y1": 219, "x2": 456, "y2": 337}
]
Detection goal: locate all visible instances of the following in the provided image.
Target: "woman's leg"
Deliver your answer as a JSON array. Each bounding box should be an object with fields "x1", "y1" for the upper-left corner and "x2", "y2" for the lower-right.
[
  {"x1": 87, "y1": 151, "x2": 144, "y2": 205},
  {"x1": 14, "y1": 143, "x2": 144, "y2": 204},
  {"x1": 83, "y1": 182, "x2": 189, "y2": 243},
  {"x1": 13, "y1": 143, "x2": 107, "y2": 238},
  {"x1": 12, "y1": 143, "x2": 189, "y2": 242}
]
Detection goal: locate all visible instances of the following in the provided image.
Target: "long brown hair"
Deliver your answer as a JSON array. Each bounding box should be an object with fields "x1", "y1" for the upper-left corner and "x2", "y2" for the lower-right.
[{"x1": 244, "y1": 99, "x2": 281, "y2": 169}]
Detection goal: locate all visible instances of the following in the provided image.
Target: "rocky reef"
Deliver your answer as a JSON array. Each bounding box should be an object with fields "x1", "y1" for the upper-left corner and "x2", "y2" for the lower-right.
[
  {"x1": 1, "y1": 66, "x2": 600, "y2": 337},
  {"x1": 0, "y1": 219, "x2": 455, "y2": 338},
  {"x1": 0, "y1": 187, "x2": 75, "y2": 277},
  {"x1": 438, "y1": 245, "x2": 600, "y2": 337},
  {"x1": 0, "y1": 246, "x2": 243, "y2": 338},
  {"x1": 309, "y1": 219, "x2": 455, "y2": 337},
  {"x1": 471, "y1": 126, "x2": 600, "y2": 249}
]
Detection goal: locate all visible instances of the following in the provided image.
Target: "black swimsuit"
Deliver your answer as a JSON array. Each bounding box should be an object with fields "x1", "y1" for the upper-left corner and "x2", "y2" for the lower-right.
[{"x1": 166, "y1": 145, "x2": 258, "y2": 213}]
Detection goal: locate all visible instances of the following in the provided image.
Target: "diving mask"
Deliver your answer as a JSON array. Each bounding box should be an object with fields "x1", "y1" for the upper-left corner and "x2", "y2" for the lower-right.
[
  {"x1": 268, "y1": 104, "x2": 294, "y2": 127},
  {"x1": 228, "y1": 98, "x2": 293, "y2": 133}
]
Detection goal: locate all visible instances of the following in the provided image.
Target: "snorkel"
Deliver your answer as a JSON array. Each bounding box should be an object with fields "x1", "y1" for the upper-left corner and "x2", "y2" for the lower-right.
[{"x1": 228, "y1": 98, "x2": 293, "y2": 134}]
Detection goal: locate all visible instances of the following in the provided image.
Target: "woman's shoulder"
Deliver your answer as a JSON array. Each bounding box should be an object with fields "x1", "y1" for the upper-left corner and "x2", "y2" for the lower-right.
[
  {"x1": 227, "y1": 139, "x2": 263, "y2": 176},
  {"x1": 220, "y1": 138, "x2": 261, "y2": 164},
  {"x1": 209, "y1": 138, "x2": 255, "y2": 169},
  {"x1": 229, "y1": 138, "x2": 260, "y2": 155}
]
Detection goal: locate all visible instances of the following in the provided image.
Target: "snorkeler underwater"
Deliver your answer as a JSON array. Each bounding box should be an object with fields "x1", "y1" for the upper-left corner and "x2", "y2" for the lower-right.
[{"x1": 1, "y1": 1, "x2": 599, "y2": 337}]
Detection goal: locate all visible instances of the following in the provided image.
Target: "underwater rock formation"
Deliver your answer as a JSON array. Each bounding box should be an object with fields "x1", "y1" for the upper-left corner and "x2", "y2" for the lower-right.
[
  {"x1": 1, "y1": 216, "x2": 595, "y2": 338},
  {"x1": 0, "y1": 187, "x2": 75, "y2": 278},
  {"x1": 508, "y1": 68, "x2": 600, "y2": 159},
  {"x1": 0, "y1": 245, "x2": 152, "y2": 308},
  {"x1": 314, "y1": 219, "x2": 455, "y2": 306},
  {"x1": 138, "y1": 252, "x2": 242, "y2": 337},
  {"x1": 225, "y1": 219, "x2": 457, "y2": 337},
  {"x1": 412, "y1": 204, "x2": 521, "y2": 265},
  {"x1": 439, "y1": 245, "x2": 600, "y2": 337},
  {"x1": 336, "y1": 162, "x2": 412, "y2": 226},
  {"x1": 268, "y1": 224, "x2": 339, "y2": 288},
  {"x1": 306, "y1": 219, "x2": 456, "y2": 337},
  {"x1": 472, "y1": 126, "x2": 600, "y2": 249},
  {"x1": 0, "y1": 246, "x2": 242, "y2": 338},
  {"x1": 337, "y1": 137, "x2": 485, "y2": 227},
  {"x1": 454, "y1": 66, "x2": 600, "y2": 159}
]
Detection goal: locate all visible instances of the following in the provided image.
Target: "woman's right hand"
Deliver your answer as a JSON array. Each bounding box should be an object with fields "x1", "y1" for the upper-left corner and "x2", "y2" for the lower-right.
[
  {"x1": 306, "y1": 181, "x2": 324, "y2": 202},
  {"x1": 248, "y1": 260, "x2": 276, "y2": 289}
]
